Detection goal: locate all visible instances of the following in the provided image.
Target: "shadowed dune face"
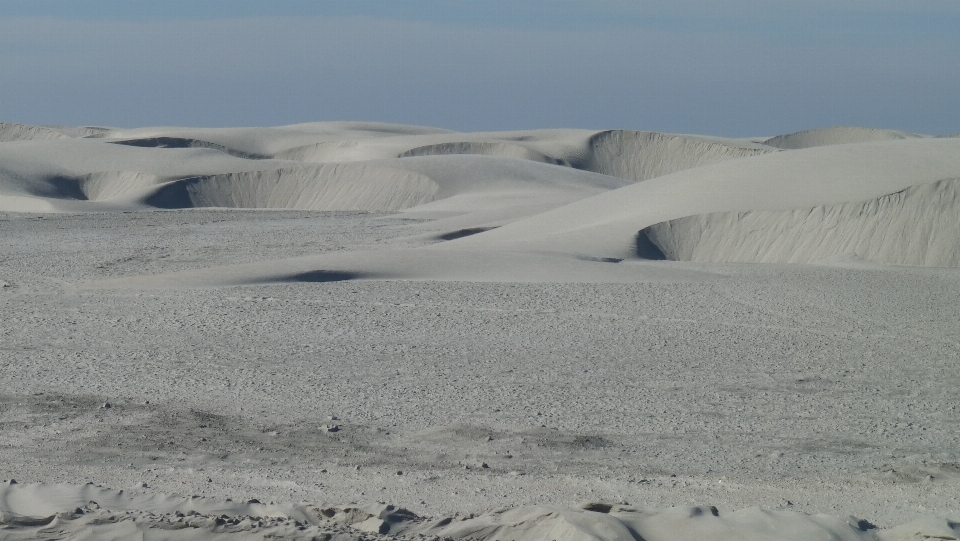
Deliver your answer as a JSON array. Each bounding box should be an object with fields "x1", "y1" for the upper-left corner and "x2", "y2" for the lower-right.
[
  {"x1": 643, "y1": 177, "x2": 960, "y2": 266},
  {"x1": 109, "y1": 137, "x2": 271, "y2": 159},
  {"x1": 77, "y1": 171, "x2": 162, "y2": 201},
  {"x1": 260, "y1": 270, "x2": 364, "y2": 283},
  {"x1": 634, "y1": 230, "x2": 667, "y2": 260},
  {"x1": 436, "y1": 227, "x2": 498, "y2": 241},
  {"x1": 143, "y1": 165, "x2": 441, "y2": 211}
]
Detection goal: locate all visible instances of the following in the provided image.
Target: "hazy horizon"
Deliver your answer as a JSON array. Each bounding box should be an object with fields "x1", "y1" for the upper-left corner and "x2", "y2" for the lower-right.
[{"x1": 1, "y1": 0, "x2": 958, "y2": 137}]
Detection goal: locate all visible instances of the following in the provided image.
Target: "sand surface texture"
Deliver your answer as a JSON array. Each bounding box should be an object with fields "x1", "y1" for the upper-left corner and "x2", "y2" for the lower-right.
[{"x1": 1, "y1": 123, "x2": 959, "y2": 540}]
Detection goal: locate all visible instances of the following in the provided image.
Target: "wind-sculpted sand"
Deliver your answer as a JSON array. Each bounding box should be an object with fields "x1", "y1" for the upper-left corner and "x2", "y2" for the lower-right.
[{"x1": 1, "y1": 122, "x2": 959, "y2": 540}]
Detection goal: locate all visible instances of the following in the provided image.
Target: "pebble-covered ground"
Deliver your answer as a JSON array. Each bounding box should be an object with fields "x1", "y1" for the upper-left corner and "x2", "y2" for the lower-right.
[{"x1": 1, "y1": 210, "x2": 958, "y2": 528}]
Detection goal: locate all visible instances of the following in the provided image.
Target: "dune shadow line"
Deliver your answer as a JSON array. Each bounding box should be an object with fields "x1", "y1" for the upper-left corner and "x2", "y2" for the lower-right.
[
  {"x1": 281, "y1": 270, "x2": 362, "y2": 283},
  {"x1": 437, "y1": 227, "x2": 497, "y2": 241},
  {"x1": 635, "y1": 229, "x2": 667, "y2": 260}
]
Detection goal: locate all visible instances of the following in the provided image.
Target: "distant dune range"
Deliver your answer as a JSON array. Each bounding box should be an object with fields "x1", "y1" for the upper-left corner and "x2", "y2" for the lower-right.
[{"x1": 2, "y1": 122, "x2": 960, "y2": 270}]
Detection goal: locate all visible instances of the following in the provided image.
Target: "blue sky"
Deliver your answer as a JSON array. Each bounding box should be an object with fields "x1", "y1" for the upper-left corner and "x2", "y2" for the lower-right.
[{"x1": 1, "y1": 1, "x2": 958, "y2": 136}]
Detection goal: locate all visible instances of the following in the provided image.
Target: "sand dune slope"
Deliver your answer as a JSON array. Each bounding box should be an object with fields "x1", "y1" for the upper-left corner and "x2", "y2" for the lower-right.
[
  {"x1": 2, "y1": 482, "x2": 956, "y2": 541},
  {"x1": 0, "y1": 123, "x2": 73, "y2": 142},
  {"x1": 274, "y1": 130, "x2": 595, "y2": 164},
  {"x1": 144, "y1": 164, "x2": 441, "y2": 211},
  {"x1": 645, "y1": 177, "x2": 960, "y2": 266},
  {"x1": 0, "y1": 123, "x2": 108, "y2": 142},
  {"x1": 762, "y1": 127, "x2": 921, "y2": 149},
  {"x1": 452, "y1": 138, "x2": 960, "y2": 265},
  {"x1": 274, "y1": 129, "x2": 772, "y2": 184},
  {"x1": 0, "y1": 122, "x2": 775, "y2": 215},
  {"x1": 93, "y1": 123, "x2": 771, "y2": 184},
  {"x1": 582, "y1": 130, "x2": 773, "y2": 181},
  {"x1": 102, "y1": 122, "x2": 457, "y2": 158},
  {"x1": 0, "y1": 136, "x2": 629, "y2": 214}
]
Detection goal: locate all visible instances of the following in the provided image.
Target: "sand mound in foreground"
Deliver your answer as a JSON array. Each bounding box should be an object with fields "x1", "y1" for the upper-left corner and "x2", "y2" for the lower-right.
[
  {"x1": 763, "y1": 127, "x2": 920, "y2": 149},
  {"x1": 1, "y1": 482, "x2": 956, "y2": 541},
  {"x1": 644, "y1": 177, "x2": 960, "y2": 266}
]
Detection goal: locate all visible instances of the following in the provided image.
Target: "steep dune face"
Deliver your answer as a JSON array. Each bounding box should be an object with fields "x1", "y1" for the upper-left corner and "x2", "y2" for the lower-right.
[
  {"x1": 763, "y1": 127, "x2": 920, "y2": 149},
  {"x1": 0, "y1": 123, "x2": 73, "y2": 142},
  {"x1": 583, "y1": 130, "x2": 774, "y2": 182},
  {"x1": 645, "y1": 177, "x2": 960, "y2": 266},
  {"x1": 145, "y1": 164, "x2": 440, "y2": 211},
  {"x1": 72, "y1": 171, "x2": 163, "y2": 202},
  {"x1": 450, "y1": 138, "x2": 960, "y2": 264},
  {"x1": 0, "y1": 123, "x2": 108, "y2": 142}
]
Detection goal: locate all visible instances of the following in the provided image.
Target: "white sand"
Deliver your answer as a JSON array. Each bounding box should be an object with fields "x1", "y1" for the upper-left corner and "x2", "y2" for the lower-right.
[
  {"x1": 1, "y1": 122, "x2": 959, "y2": 540},
  {"x1": 761, "y1": 127, "x2": 922, "y2": 150}
]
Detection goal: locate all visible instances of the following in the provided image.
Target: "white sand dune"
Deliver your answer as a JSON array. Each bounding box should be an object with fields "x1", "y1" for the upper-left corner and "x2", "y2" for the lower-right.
[
  {"x1": 451, "y1": 137, "x2": 960, "y2": 265},
  {"x1": 273, "y1": 129, "x2": 772, "y2": 186},
  {"x1": 145, "y1": 165, "x2": 440, "y2": 211},
  {"x1": 1, "y1": 123, "x2": 764, "y2": 221},
  {"x1": 272, "y1": 130, "x2": 595, "y2": 164},
  {"x1": 2, "y1": 481, "x2": 957, "y2": 541},
  {"x1": 645, "y1": 177, "x2": 960, "y2": 266},
  {"x1": 581, "y1": 130, "x2": 772, "y2": 181},
  {"x1": 762, "y1": 127, "x2": 922, "y2": 149},
  {"x1": 103, "y1": 122, "x2": 457, "y2": 158},
  {"x1": 6, "y1": 121, "x2": 956, "y2": 270},
  {"x1": 0, "y1": 122, "x2": 108, "y2": 142}
]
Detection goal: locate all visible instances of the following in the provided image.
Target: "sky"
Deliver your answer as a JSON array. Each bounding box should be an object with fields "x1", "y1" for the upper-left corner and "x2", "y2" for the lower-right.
[{"x1": 1, "y1": 0, "x2": 958, "y2": 137}]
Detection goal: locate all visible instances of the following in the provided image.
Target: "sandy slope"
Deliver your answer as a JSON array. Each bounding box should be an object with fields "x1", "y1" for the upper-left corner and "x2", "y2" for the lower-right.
[
  {"x1": 451, "y1": 137, "x2": 960, "y2": 262},
  {"x1": 0, "y1": 122, "x2": 770, "y2": 218},
  {"x1": 762, "y1": 127, "x2": 922, "y2": 149},
  {"x1": 2, "y1": 481, "x2": 958, "y2": 541},
  {"x1": 645, "y1": 177, "x2": 960, "y2": 266},
  {"x1": 2, "y1": 122, "x2": 960, "y2": 540}
]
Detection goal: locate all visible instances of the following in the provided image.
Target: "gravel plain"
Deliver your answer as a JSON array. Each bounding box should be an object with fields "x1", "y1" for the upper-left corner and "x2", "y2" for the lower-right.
[{"x1": 2, "y1": 209, "x2": 959, "y2": 533}]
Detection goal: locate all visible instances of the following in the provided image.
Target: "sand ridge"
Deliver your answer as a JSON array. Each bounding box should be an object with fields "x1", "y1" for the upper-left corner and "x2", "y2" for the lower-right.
[{"x1": 2, "y1": 481, "x2": 958, "y2": 541}]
